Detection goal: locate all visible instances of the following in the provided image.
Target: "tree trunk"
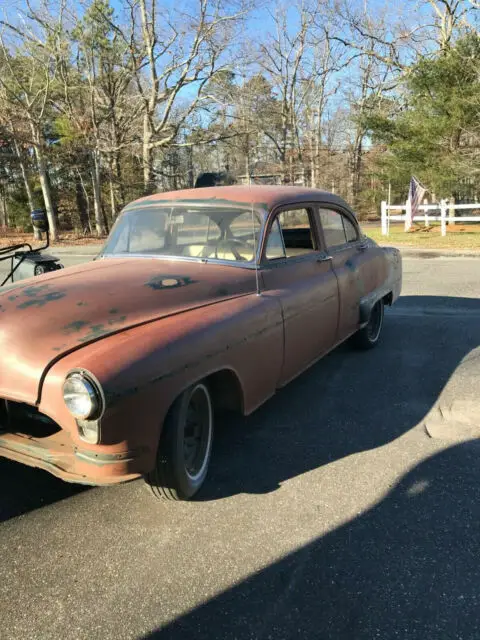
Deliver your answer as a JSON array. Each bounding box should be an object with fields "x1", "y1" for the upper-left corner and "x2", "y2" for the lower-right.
[
  {"x1": 30, "y1": 123, "x2": 58, "y2": 240},
  {"x1": 313, "y1": 106, "x2": 322, "y2": 189},
  {"x1": 349, "y1": 134, "x2": 363, "y2": 207},
  {"x1": 0, "y1": 185, "x2": 8, "y2": 227},
  {"x1": 109, "y1": 172, "x2": 116, "y2": 221},
  {"x1": 75, "y1": 176, "x2": 90, "y2": 234},
  {"x1": 187, "y1": 146, "x2": 194, "y2": 188},
  {"x1": 143, "y1": 116, "x2": 155, "y2": 194},
  {"x1": 114, "y1": 153, "x2": 125, "y2": 209},
  {"x1": 244, "y1": 132, "x2": 251, "y2": 183},
  {"x1": 13, "y1": 139, "x2": 41, "y2": 240},
  {"x1": 91, "y1": 150, "x2": 106, "y2": 236},
  {"x1": 101, "y1": 200, "x2": 109, "y2": 235}
]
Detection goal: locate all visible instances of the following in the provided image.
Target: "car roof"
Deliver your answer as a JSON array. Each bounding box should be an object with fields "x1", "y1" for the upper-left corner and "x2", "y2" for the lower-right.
[{"x1": 127, "y1": 185, "x2": 354, "y2": 214}]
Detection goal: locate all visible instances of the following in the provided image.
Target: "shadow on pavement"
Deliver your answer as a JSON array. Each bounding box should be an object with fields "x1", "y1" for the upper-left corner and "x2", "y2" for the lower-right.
[
  {"x1": 199, "y1": 295, "x2": 480, "y2": 500},
  {"x1": 148, "y1": 441, "x2": 480, "y2": 639},
  {"x1": 0, "y1": 459, "x2": 88, "y2": 522}
]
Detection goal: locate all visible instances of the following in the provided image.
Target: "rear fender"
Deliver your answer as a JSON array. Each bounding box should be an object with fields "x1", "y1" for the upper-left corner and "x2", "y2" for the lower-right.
[{"x1": 359, "y1": 247, "x2": 402, "y2": 326}]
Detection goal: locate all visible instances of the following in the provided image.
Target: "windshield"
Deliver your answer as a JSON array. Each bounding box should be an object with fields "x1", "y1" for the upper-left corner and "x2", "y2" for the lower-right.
[{"x1": 102, "y1": 205, "x2": 262, "y2": 263}]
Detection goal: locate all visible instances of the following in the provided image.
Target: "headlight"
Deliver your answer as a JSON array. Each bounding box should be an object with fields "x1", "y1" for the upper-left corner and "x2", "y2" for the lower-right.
[{"x1": 63, "y1": 372, "x2": 102, "y2": 421}]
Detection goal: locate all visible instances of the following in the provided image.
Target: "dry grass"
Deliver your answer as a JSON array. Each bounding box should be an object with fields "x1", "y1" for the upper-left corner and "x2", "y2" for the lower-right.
[
  {"x1": 366, "y1": 224, "x2": 480, "y2": 251},
  {"x1": 0, "y1": 230, "x2": 106, "y2": 249}
]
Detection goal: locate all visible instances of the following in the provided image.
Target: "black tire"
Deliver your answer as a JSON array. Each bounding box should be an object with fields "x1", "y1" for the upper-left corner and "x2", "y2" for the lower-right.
[
  {"x1": 146, "y1": 382, "x2": 214, "y2": 501},
  {"x1": 351, "y1": 299, "x2": 384, "y2": 350}
]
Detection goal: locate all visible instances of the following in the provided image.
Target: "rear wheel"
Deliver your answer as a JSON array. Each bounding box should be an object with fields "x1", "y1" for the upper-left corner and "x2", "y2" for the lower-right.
[
  {"x1": 146, "y1": 382, "x2": 213, "y2": 500},
  {"x1": 352, "y1": 299, "x2": 384, "y2": 350}
]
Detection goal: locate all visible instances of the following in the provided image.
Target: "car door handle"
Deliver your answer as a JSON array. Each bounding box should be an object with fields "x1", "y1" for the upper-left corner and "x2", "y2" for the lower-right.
[{"x1": 317, "y1": 255, "x2": 333, "y2": 263}]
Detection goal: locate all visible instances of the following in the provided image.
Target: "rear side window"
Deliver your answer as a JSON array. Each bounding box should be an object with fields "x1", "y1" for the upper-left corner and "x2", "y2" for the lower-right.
[
  {"x1": 319, "y1": 208, "x2": 358, "y2": 248},
  {"x1": 343, "y1": 217, "x2": 358, "y2": 243},
  {"x1": 319, "y1": 209, "x2": 345, "y2": 247}
]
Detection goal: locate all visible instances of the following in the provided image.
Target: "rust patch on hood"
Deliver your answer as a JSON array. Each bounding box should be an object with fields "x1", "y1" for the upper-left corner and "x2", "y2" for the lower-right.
[{"x1": 0, "y1": 258, "x2": 256, "y2": 403}]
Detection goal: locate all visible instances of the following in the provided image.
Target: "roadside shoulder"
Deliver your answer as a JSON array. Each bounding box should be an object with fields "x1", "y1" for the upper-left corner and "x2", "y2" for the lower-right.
[{"x1": 380, "y1": 244, "x2": 480, "y2": 258}]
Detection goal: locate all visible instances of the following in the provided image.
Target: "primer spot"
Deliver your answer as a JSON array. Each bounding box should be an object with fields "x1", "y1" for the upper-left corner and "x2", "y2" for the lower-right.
[{"x1": 146, "y1": 275, "x2": 197, "y2": 290}]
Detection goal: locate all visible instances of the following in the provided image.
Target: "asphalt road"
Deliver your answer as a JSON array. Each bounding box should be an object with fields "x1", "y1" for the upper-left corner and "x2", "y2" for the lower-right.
[{"x1": 0, "y1": 251, "x2": 479, "y2": 640}]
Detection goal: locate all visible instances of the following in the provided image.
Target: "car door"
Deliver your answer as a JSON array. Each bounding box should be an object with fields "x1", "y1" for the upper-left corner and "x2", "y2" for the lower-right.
[
  {"x1": 317, "y1": 206, "x2": 373, "y2": 341},
  {"x1": 260, "y1": 205, "x2": 339, "y2": 387}
]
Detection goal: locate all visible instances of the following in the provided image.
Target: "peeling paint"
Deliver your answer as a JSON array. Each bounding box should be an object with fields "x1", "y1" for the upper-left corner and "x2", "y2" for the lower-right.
[
  {"x1": 17, "y1": 290, "x2": 66, "y2": 309},
  {"x1": 22, "y1": 285, "x2": 50, "y2": 297},
  {"x1": 77, "y1": 315, "x2": 127, "y2": 343},
  {"x1": 63, "y1": 320, "x2": 89, "y2": 334}
]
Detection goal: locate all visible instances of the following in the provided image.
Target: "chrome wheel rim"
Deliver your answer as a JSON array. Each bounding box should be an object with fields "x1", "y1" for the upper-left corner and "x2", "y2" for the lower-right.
[{"x1": 183, "y1": 384, "x2": 212, "y2": 482}]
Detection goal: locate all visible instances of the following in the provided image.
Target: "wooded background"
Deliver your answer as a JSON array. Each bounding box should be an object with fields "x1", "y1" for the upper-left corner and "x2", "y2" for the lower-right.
[{"x1": 0, "y1": 0, "x2": 479, "y2": 239}]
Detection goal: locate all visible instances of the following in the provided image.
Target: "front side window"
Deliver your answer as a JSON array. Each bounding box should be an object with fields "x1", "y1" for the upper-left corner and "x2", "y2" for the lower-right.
[
  {"x1": 103, "y1": 205, "x2": 261, "y2": 263},
  {"x1": 265, "y1": 208, "x2": 317, "y2": 260}
]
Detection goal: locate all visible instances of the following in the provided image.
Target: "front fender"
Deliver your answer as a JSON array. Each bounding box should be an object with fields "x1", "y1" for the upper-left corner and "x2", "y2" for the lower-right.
[{"x1": 39, "y1": 293, "x2": 284, "y2": 473}]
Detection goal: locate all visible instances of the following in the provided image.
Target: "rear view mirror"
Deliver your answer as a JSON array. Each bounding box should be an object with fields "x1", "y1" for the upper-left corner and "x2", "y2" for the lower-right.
[{"x1": 31, "y1": 209, "x2": 49, "y2": 233}]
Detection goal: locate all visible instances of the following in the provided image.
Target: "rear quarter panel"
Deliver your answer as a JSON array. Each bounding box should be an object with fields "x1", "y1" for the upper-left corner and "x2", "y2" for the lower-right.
[{"x1": 357, "y1": 242, "x2": 402, "y2": 324}]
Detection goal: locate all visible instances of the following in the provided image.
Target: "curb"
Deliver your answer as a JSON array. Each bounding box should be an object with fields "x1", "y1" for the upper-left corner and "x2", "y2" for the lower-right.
[
  {"x1": 52, "y1": 246, "x2": 103, "y2": 255},
  {"x1": 379, "y1": 245, "x2": 480, "y2": 258}
]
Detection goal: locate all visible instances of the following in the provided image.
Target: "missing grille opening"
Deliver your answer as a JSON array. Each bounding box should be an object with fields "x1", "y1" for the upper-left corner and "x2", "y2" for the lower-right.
[{"x1": 0, "y1": 401, "x2": 61, "y2": 438}]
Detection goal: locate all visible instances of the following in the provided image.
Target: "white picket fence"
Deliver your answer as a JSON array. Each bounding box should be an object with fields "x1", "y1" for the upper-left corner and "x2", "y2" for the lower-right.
[{"x1": 381, "y1": 200, "x2": 480, "y2": 236}]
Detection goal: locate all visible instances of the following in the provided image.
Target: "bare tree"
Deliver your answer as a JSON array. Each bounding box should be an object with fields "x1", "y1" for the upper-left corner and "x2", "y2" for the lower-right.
[
  {"x1": 426, "y1": 0, "x2": 479, "y2": 49},
  {"x1": 257, "y1": 3, "x2": 320, "y2": 182},
  {"x1": 299, "y1": 28, "x2": 351, "y2": 187},
  {"x1": 126, "y1": 0, "x2": 244, "y2": 192},
  {"x1": 0, "y1": 1, "x2": 66, "y2": 239},
  {"x1": 0, "y1": 119, "x2": 40, "y2": 235}
]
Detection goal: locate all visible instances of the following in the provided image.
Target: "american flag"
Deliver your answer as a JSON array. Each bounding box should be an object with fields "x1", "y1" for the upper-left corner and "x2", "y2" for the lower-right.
[{"x1": 407, "y1": 176, "x2": 427, "y2": 223}]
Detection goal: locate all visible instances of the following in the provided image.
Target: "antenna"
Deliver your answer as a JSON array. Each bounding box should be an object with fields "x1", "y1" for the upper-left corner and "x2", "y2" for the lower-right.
[{"x1": 251, "y1": 200, "x2": 261, "y2": 296}]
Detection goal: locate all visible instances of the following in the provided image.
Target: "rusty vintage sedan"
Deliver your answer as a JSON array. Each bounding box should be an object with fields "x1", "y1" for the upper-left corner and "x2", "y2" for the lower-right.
[{"x1": 0, "y1": 186, "x2": 401, "y2": 500}]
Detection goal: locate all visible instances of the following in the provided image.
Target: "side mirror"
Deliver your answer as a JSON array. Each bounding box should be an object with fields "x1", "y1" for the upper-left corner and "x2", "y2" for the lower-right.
[{"x1": 31, "y1": 209, "x2": 49, "y2": 233}]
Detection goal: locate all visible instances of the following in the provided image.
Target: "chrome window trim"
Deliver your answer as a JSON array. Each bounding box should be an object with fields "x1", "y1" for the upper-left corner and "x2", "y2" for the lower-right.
[{"x1": 98, "y1": 253, "x2": 261, "y2": 270}]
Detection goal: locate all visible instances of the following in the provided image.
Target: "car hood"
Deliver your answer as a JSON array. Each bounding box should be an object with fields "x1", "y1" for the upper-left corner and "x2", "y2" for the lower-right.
[{"x1": 0, "y1": 258, "x2": 256, "y2": 404}]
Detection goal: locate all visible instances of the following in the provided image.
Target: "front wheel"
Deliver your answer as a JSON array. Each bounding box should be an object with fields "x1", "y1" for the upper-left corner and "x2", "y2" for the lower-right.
[
  {"x1": 146, "y1": 382, "x2": 214, "y2": 500},
  {"x1": 351, "y1": 299, "x2": 384, "y2": 350}
]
